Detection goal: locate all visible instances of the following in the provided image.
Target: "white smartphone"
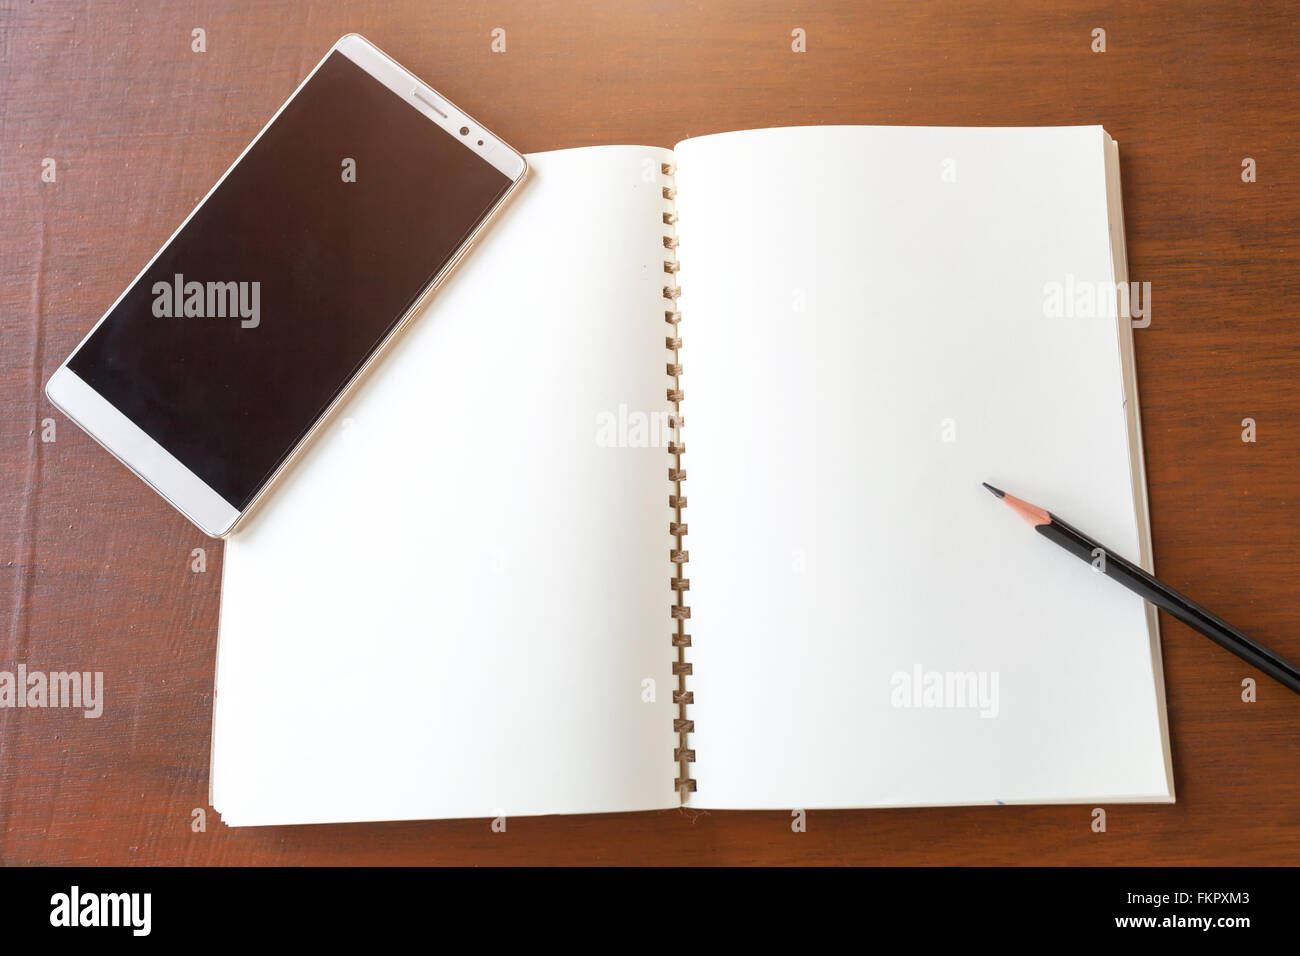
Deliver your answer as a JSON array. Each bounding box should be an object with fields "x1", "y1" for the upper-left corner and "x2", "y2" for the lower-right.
[{"x1": 46, "y1": 34, "x2": 527, "y2": 537}]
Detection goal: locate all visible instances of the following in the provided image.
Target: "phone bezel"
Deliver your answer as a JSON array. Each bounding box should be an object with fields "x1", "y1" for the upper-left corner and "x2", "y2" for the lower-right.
[{"x1": 45, "y1": 34, "x2": 529, "y2": 537}]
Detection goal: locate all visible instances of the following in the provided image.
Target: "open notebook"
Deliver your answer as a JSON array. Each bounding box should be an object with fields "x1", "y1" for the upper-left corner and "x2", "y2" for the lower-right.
[{"x1": 211, "y1": 126, "x2": 1174, "y2": 825}]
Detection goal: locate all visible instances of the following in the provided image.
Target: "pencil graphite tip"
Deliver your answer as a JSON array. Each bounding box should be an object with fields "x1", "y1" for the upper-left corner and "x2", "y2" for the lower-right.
[{"x1": 985, "y1": 484, "x2": 1051, "y2": 527}]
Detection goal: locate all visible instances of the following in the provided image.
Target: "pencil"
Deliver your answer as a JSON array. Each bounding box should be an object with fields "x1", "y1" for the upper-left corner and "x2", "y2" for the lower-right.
[{"x1": 983, "y1": 482, "x2": 1300, "y2": 696}]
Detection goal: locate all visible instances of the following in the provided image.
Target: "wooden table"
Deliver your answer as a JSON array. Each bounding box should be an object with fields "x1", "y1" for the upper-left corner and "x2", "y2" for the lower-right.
[{"x1": 3, "y1": 0, "x2": 1297, "y2": 865}]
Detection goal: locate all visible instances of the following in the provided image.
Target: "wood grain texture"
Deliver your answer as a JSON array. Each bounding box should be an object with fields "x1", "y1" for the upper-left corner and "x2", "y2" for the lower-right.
[{"x1": 2, "y1": 0, "x2": 1298, "y2": 865}]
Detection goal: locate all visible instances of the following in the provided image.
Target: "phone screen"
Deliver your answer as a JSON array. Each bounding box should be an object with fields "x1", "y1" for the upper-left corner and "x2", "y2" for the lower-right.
[{"x1": 66, "y1": 50, "x2": 513, "y2": 511}]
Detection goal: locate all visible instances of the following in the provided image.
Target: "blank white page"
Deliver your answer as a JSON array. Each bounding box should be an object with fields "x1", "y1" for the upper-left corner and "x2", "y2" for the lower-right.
[
  {"x1": 674, "y1": 126, "x2": 1174, "y2": 809},
  {"x1": 212, "y1": 146, "x2": 680, "y2": 825}
]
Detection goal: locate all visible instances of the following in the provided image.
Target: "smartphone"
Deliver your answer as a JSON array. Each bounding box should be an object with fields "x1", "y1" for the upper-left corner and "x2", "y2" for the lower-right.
[{"x1": 46, "y1": 34, "x2": 527, "y2": 537}]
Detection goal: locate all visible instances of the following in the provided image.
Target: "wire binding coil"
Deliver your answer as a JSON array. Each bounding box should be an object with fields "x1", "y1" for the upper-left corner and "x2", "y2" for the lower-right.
[{"x1": 662, "y1": 160, "x2": 695, "y2": 794}]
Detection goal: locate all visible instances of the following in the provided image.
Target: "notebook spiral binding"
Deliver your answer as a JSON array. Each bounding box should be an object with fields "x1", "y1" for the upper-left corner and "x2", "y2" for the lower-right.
[{"x1": 661, "y1": 161, "x2": 695, "y2": 794}]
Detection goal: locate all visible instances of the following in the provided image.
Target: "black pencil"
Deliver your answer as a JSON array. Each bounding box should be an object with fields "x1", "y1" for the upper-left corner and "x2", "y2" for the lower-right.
[{"x1": 983, "y1": 481, "x2": 1300, "y2": 696}]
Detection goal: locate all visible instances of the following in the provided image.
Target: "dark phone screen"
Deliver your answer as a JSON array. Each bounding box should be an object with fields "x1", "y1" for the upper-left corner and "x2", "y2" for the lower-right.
[{"x1": 68, "y1": 50, "x2": 512, "y2": 510}]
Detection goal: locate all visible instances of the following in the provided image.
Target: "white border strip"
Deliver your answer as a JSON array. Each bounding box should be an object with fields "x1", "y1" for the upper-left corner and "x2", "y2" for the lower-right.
[{"x1": 46, "y1": 366, "x2": 241, "y2": 535}]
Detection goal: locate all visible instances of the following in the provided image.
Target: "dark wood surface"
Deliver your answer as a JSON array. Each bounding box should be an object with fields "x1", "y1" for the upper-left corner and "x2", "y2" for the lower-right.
[{"x1": 3, "y1": 0, "x2": 1298, "y2": 865}]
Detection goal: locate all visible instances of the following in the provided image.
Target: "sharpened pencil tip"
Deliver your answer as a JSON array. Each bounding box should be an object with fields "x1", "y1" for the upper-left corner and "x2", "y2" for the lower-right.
[{"x1": 984, "y1": 484, "x2": 1052, "y2": 526}]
